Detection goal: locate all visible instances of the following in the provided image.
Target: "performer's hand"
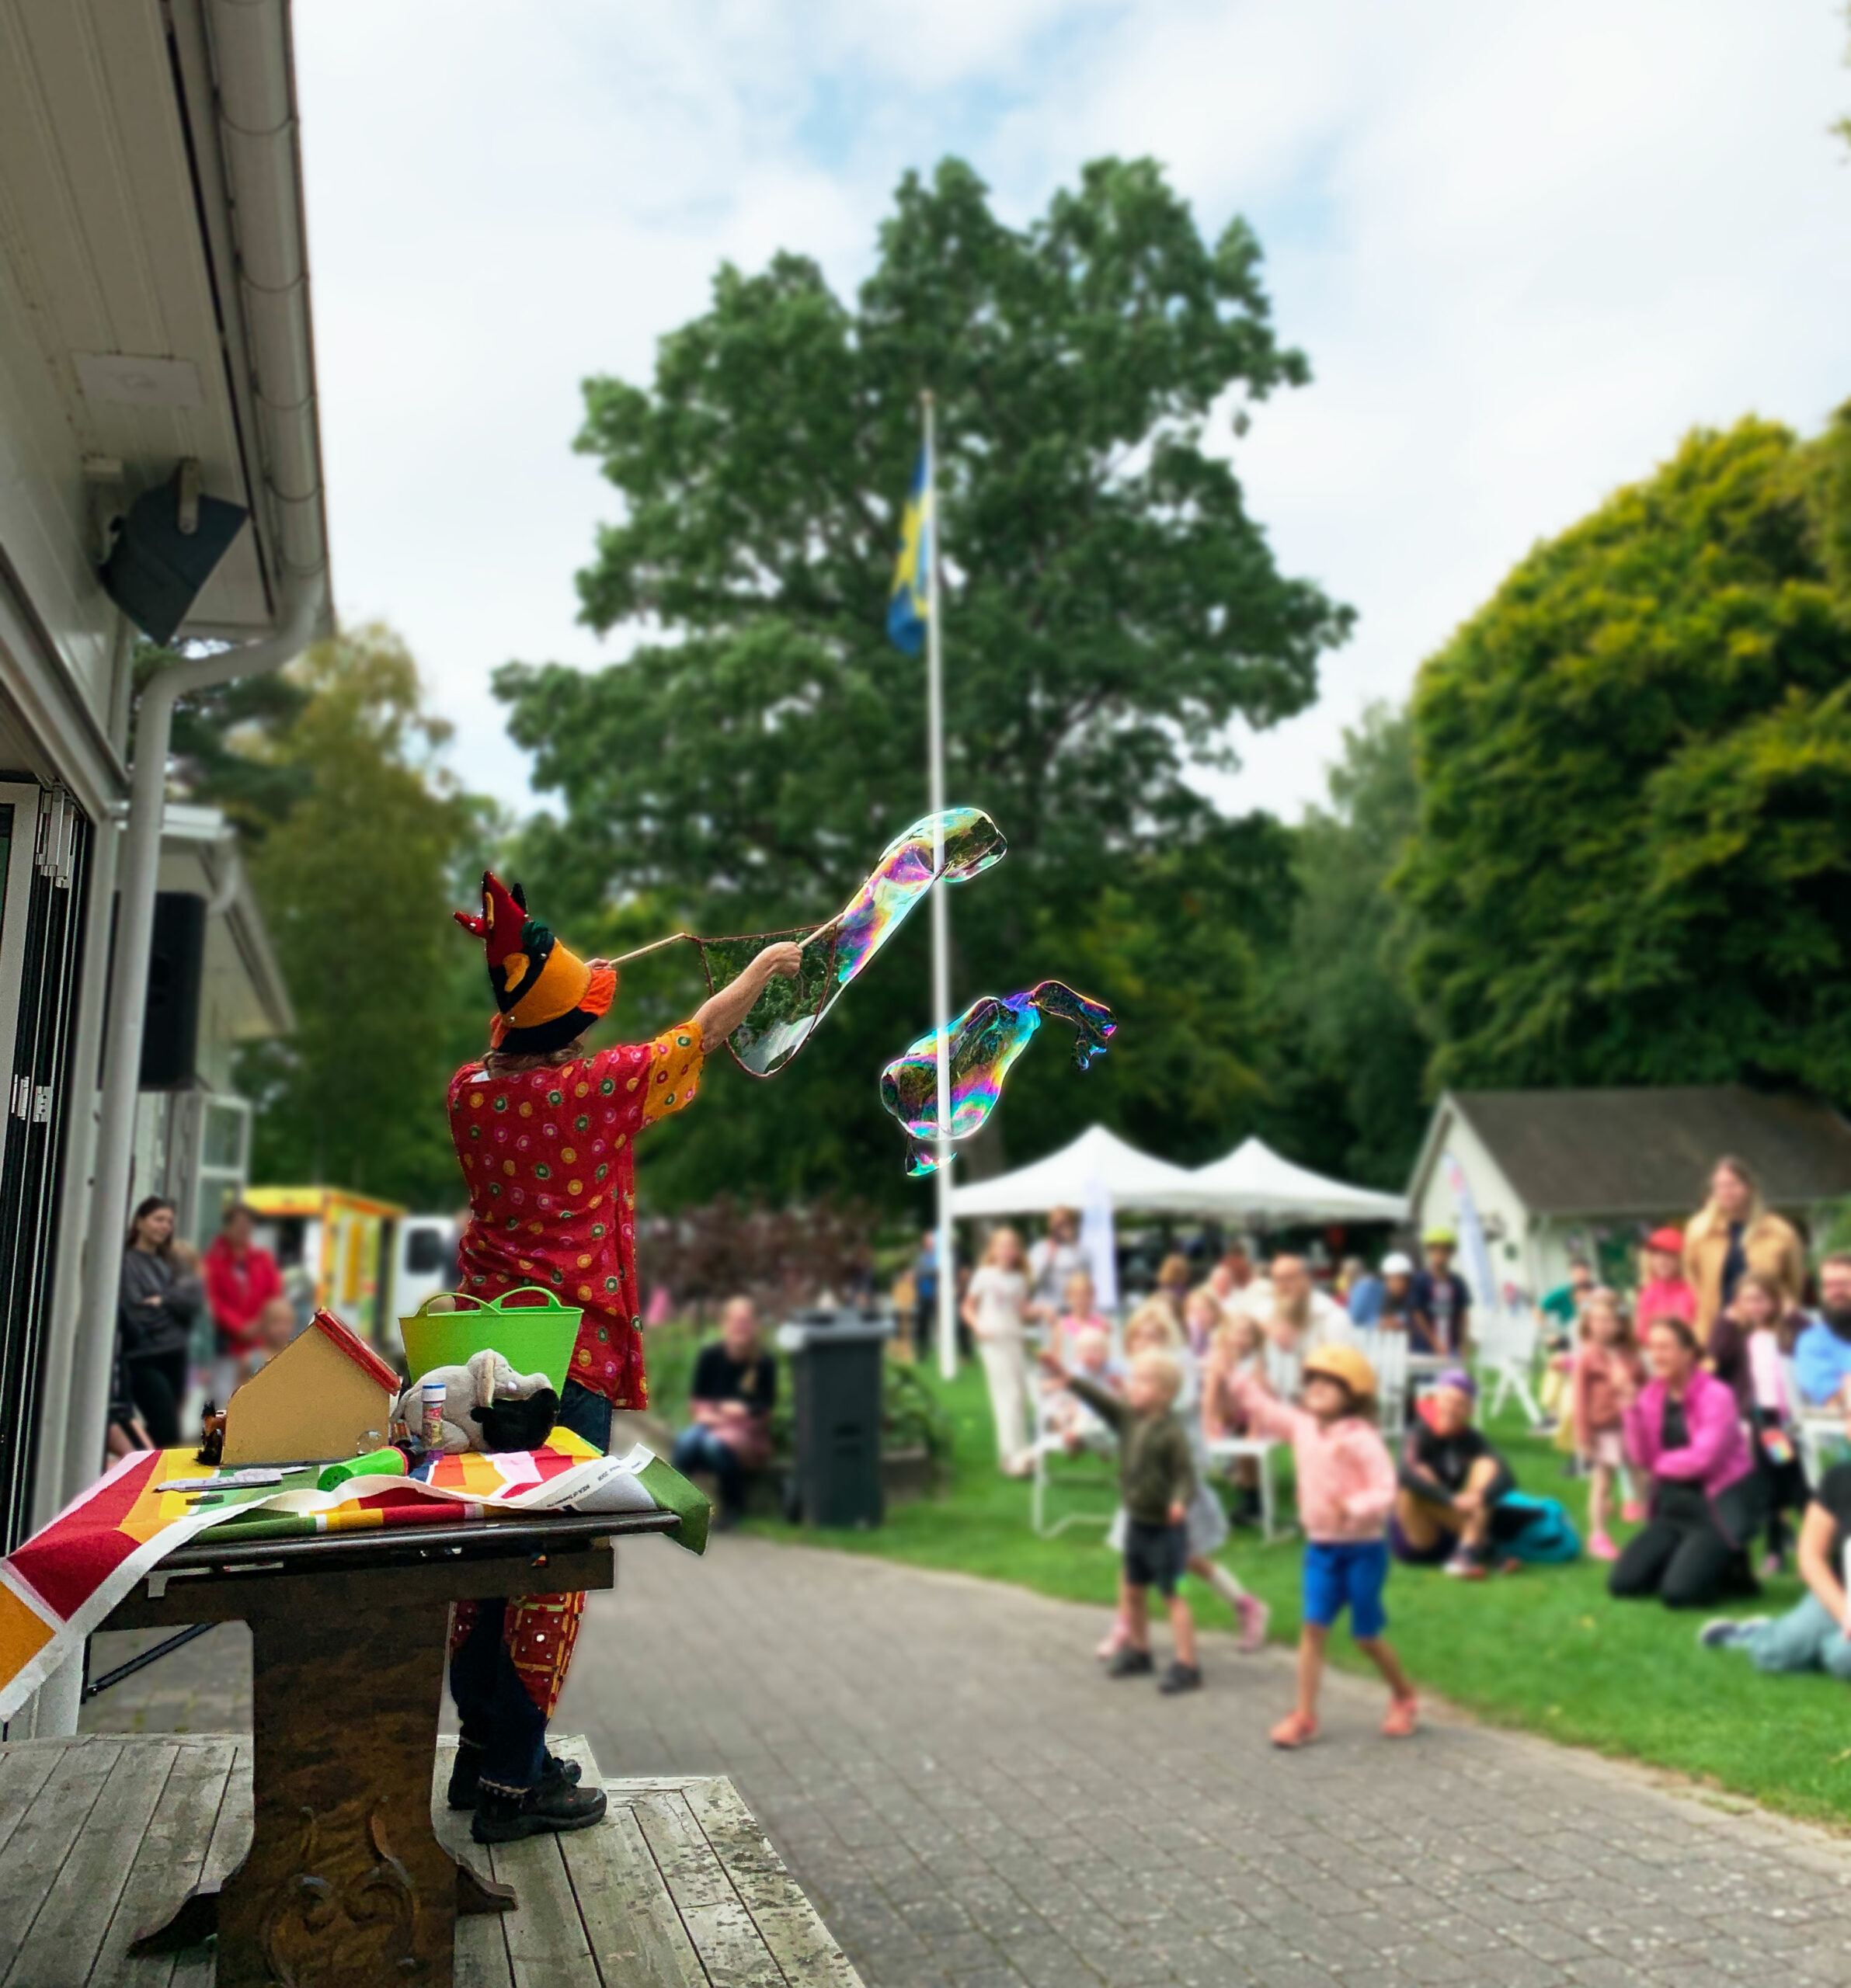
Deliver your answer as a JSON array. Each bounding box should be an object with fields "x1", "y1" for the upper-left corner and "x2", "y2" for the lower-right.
[{"x1": 754, "y1": 941, "x2": 805, "y2": 982}]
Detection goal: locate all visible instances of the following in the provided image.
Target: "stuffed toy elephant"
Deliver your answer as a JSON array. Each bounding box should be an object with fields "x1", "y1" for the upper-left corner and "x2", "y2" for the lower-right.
[{"x1": 397, "y1": 1347, "x2": 558, "y2": 1455}]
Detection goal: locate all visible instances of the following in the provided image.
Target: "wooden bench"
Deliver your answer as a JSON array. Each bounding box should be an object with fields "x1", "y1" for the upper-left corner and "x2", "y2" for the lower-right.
[{"x1": 0, "y1": 1731, "x2": 861, "y2": 1987}]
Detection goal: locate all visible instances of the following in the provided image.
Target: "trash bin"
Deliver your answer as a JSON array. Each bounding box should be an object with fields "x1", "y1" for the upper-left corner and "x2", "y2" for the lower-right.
[{"x1": 777, "y1": 1308, "x2": 892, "y2": 1528}]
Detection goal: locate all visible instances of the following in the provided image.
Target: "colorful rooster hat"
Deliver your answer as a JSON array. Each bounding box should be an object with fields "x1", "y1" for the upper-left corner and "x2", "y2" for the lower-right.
[{"x1": 454, "y1": 871, "x2": 617, "y2": 1054}]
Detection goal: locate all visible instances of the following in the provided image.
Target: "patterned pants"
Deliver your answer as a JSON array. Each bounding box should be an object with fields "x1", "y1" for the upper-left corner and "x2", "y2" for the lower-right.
[{"x1": 446, "y1": 1380, "x2": 614, "y2": 1792}]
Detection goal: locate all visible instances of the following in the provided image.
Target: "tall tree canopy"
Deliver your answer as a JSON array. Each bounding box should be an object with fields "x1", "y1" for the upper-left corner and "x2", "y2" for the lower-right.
[
  {"x1": 1397, "y1": 413, "x2": 1851, "y2": 1097},
  {"x1": 217, "y1": 627, "x2": 487, "y2": 1205},
  {"x1": 1255, "y1": 705, "x2": 1430, "y2": 1187},
  {"x1": 497, "y1": 156, "x2": 1349, "y2": 1208}
]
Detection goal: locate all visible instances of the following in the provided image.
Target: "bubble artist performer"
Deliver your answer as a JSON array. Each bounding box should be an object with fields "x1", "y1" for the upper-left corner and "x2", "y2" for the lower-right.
[{"x1": 445, "y1": 871, "x2": 801, "y2": 1842}]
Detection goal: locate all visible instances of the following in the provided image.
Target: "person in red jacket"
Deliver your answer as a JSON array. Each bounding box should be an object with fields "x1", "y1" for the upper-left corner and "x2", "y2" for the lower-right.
[{"x1": 203, "y1": 1204, "x2": 282, "y2": 1392}]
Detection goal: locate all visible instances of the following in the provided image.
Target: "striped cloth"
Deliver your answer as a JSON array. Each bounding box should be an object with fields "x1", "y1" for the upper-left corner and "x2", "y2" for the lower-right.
[{"x1": 0, "y1": 1436, "x2": 706, "y2": 1722}]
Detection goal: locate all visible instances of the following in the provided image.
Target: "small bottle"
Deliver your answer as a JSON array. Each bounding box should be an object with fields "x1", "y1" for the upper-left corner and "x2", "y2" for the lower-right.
[{"x1": 420, "y1": 1379, "x2": 446, "y2": 1450}]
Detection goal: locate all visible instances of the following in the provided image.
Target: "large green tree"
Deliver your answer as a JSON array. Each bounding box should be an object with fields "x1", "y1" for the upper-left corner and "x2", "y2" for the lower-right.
[
  {"x1": 1397, "y1": 413, "x2": 1851, "y2": 1097},
  {"x1": 231, "y1": 627, "x2": 488, "y2": 1206},
  {"x1": 1256, "y1": 704, "x2": 1430, "y2": 1187},
  {"x1": 498, "y1": 156, "x2": 1349, "y2": 1208}
]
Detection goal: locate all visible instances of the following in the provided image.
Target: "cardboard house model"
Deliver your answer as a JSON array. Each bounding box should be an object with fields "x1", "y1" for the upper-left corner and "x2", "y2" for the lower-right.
[{"x1": 221, "y1": 1309, "x2": 402, "y2": 1466}]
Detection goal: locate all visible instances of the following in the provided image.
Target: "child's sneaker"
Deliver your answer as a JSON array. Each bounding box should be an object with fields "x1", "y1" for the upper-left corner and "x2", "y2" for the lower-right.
[
  {"x1": 1095, "y1": 1618, "x2": 1129, "y2": 1660},
  {"x1": 1699, "y1": 1615, "x2": 1767, "y2": 1648},
  {"x1": 1381, "y1": 1693, "x2": 1418, "y2": 1739},
  {"x1": 1588, "y1": 1528, "x2": 1620, "y2": 1562},
  {"x1": 1269, "y1": 1711, "x2": 1318, "y2": 1749},
  {"x1": 1442, "y1": 1546, "x2": 1487, "y2": 1580},
  {"x1": 1157, "y1": 1660, "x2": 1202, "y2": 1694},
  {"x1": 1105, "y1": 1646, "x2": 1155, "y2": 1678},
  {"x1": 1620, "y1": 1500, "x2": 1645, "y2": 1523},
  {"x1": 1235, "y1": 1593, "x2": 1272, "y2": 1654}
]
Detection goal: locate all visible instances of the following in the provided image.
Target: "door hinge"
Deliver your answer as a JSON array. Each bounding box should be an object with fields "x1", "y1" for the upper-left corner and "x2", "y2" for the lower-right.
[
  {"x1": 9, "y1": 1075, "x2": 29, "y2": 1121},
  {"x1": 33, "y1": 785, "x2": 76, "y2": 888},
  {"x1": 31, "y1": 1085, "x2": 52, "y2": 1124}
]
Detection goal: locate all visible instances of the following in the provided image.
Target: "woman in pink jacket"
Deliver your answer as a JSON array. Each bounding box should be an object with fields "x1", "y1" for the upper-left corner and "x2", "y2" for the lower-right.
[{"x1": 1609, "y1": 1315, "x2": 1762, "y2": 1610}]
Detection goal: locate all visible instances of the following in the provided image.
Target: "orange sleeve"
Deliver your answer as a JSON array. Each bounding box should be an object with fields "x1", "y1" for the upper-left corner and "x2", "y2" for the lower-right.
[{"x1": 640, "y1": 1021, "x2": 705, "y2": 1130}]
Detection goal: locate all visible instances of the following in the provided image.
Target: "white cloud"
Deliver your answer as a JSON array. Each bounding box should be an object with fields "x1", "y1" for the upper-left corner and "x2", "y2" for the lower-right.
[{"x1": 292, "y1": 0, "x2": 1851, "y2": 820}]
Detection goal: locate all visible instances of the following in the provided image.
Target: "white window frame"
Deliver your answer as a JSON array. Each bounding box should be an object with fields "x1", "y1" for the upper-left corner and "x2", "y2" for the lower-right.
[{"x1": 0, "y1": 783, "x2": 43, "y2": 1128}]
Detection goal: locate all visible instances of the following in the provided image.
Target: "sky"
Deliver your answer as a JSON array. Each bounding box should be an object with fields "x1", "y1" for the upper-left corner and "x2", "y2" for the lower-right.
[{"x1": 292, "y1": 2, "x2": 1851, "y2": 825}]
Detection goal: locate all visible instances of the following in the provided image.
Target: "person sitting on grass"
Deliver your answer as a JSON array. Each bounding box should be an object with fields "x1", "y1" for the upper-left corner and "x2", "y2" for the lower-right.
[
  {"x1": 1225, "y1": 1345, "x2": 1417, "y2": 1748},
  {"x1": 1038, "y1": 1342, "x2": 1204, "y2": 1694},
  {"x1": 670, "y1": 1295, "x2": 777, "y2": 1531},
  {"x1": 1389, "y1": 1369, "x2": 1515, "y2": 1578},
  {"x1": 1609, "y1": 1315, "x2": 1760, "y2": 1610},
  {"x1": 1700, "y1": 1435, "x2": 1851, "y2": 1678}
]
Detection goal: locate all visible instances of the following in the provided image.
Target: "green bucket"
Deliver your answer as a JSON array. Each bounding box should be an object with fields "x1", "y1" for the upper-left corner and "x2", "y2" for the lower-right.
[{"x1": 398, "y1": 1288, "x2": 584, "y2": 1394}]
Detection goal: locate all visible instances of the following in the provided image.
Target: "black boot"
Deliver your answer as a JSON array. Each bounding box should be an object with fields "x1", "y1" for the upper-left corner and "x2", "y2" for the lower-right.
[
  {"x1": 1105, "y1": 1646, "x2": 1155, "y2": 1678},
  {"x1": 448, "y1": 1743, "x2": 583, "y2": 1812},
  {"x1": 472, "y1": 1776, "x2": 608, "y2": 1844}
]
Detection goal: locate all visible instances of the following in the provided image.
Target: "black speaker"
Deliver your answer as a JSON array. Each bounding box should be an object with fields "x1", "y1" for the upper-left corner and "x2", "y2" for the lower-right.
[
  {"x1": 141, "y1": 892, "x2": 207, "y2": 1090},
  {"x1": 99, "y1": 464, "x2": 249, "y2": 645}
]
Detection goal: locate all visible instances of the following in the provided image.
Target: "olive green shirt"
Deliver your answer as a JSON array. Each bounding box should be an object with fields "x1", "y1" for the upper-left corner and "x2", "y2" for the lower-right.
[{"x1": 1066, "y1": 1374, "x2": 1195, "y2": 1524}]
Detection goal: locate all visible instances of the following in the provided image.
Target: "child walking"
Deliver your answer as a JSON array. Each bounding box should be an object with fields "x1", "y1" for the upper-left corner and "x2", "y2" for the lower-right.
[
  {"x1": 1040, "y1": 1342, "x2": 1204, "y2": 1693},
  {"x1": 1572, "y1": 1288, "x2": 1644, "y2": 1561},
  {"x1": 1226, "y1": 1344, "x2": 1416, "y2": 1747}
]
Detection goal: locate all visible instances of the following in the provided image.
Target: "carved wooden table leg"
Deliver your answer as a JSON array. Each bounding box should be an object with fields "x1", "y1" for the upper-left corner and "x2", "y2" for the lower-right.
[{"x1": 136, "y1": 1595, "x2": 511, "y2": 1987}]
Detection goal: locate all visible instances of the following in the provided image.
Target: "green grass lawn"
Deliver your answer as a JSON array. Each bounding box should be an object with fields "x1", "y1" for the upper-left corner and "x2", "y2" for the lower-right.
[{"x1": 675, "y1": 1346, "x2": 1851, "y2": 1830}]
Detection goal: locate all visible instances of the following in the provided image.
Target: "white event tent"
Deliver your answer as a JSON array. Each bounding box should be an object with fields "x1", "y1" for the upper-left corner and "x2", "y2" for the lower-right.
[
  {"x1": 945, "y1": 1124, "x2": 1206, "y2": 1218},
  {"x1": 1187, "y1": 1136, "x2": 1407, "y2": 1225}
]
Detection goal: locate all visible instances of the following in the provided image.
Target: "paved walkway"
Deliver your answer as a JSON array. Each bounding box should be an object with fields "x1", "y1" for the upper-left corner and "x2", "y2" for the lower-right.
[{"x1": 84, "y1": 1537, "x2": 1851, "y2": 1986}]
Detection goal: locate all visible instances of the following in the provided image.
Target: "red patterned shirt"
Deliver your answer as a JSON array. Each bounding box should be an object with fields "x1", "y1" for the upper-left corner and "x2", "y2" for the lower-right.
[{"x1": 448, "y1": 1023, "x2": 705, "y2": 1409}]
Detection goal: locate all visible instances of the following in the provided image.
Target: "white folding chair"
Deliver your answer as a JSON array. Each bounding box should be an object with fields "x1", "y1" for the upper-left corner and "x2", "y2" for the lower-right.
[
  {"x1": 1028, "y1": 1383, "x2": 1119, "y2": 1538},
  {"x1": 1352, "y1": 1327, "x2": 1408, "y2": 1437}
]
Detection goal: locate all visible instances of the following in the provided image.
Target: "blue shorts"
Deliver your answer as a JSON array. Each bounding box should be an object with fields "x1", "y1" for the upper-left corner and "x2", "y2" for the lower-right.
[{"x1": 1302, "y1": 1538, "x2": 1390, "y2": 1640}]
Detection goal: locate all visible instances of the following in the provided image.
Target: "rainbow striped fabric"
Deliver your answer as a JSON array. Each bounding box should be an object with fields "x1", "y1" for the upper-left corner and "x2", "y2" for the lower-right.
[{"x1": 0, "y1": 1436, "x2": 705, "y2": 1722}]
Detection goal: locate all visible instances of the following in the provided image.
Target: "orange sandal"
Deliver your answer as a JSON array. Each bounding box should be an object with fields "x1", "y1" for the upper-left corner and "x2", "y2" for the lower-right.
[
  {"x1": 1269, "y1": 1711, "x2": 1319, "y2": 1749},
  {"x1": 1381, "y1": 1694, "x2": 1418, "y2": 1739}
]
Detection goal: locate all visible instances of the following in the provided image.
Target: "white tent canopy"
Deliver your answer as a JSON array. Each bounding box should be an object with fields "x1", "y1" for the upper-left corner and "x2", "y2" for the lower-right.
[
  {"x1": 946, "y1": 1124, "x2": 1206, "y2": 1218},
  {"x1": 1188, "y1": 1136, "x2": 1407, "y2": 1225}
]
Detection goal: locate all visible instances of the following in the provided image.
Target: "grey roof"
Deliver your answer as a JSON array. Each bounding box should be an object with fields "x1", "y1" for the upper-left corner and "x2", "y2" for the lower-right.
[{"x1": 1447, "y1": 1086, "x2": 1851, "y2": 1218}]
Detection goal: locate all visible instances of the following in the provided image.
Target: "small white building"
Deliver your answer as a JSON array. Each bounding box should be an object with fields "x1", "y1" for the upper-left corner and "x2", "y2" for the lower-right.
[{"x1": 1407, "y1": 1086, "x2": 1851, "y2": 1303}]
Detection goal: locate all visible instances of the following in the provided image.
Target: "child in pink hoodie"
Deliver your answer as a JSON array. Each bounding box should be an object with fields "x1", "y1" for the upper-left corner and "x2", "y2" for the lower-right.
[{"x1": 1229, "y1": 1342, "x2": 1416, "y2": 1748}]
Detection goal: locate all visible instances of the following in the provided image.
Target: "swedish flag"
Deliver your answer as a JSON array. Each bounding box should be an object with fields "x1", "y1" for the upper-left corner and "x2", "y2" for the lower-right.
[{"x1": 886, "y1": 445, "x2": 931, "y2": 655}]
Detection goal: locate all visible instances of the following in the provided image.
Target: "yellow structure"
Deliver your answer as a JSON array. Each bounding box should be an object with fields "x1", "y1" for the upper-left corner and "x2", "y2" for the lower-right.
[
  {"x1": 244, "y1": 1187, "x2": 404, "y2": 1348},
  {"x1": 221, "y1": 1310, "x2": 402, "y2": 1466}
]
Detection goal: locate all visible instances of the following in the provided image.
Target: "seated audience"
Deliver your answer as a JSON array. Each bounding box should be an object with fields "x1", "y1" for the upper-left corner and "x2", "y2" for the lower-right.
[
  {"x1": 1343, "y1": 1256, "x2": 1384, "y2": 1326},
  {"x1": 1794, "y1": 1253, "x2": 1851, "y2": 1408},
  {"x1": 1609, "y1": 1316, "x2": 1760, "y2": 1609},
  {"x1": 1538, "y1": 1259, "x2": 1595, "y2": 1340},
  {"x1": 670, "y1": 1296, "x2": 777, "y2": 1528},
  {"x1": 1635, "y1": 1228, "x2": 1695, "y2": 1329},
  {"x1": 1376, "y1": 1253, "x2": 1417, "y2": 1333},
  {"x1": 1708, "y1": 1269, "x2": 1808, "y2": 1574},
  {"x1": 1390, "y1": 1371, "x2": 1515, "y2": 1578},
  {"x1": 1181, "y1": 1284, "x2": 1226, "y2": 1359},
  {"x1": 1408, "y1": 1231, "x2": 1471, "y2": 1359},
  {"x1": 1700, "y1": 1441, "x2": 1851, "y2": 1679},
  {"x1": 1049, "y1": 1270, "x2": 1112, "y2": 1366},
  {"x1": 1683, "y1": 1153, "x2": 1804, "y2": 1343},
  {"x1": 1572, "y1": 1288, "x2": 1644, "y2": 1561},
  {"x1": 1238, "y1": 1253, "x2": 1352, "y2": 1361}
]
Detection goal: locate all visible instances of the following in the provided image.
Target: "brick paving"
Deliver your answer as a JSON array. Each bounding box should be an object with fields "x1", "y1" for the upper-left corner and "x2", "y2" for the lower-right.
[{"x1": 82, "y1": 1536, "x2": 1851, "y2": 1986}]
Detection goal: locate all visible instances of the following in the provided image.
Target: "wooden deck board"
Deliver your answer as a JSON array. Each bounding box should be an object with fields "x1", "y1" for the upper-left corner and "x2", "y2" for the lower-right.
[{"x1": 0, "y1": 1733, "x2": 861, "y2": 1987}]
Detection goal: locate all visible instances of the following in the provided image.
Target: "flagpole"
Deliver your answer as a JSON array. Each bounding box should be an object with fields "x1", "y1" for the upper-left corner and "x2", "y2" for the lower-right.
[{"x1": 924, "y1": 391, "x2": 957, "y2": 1382}]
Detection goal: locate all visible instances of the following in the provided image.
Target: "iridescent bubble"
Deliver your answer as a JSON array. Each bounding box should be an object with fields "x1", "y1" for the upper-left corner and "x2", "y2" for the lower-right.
[
  {"x1": 701, "y1": 808, "x2": 1006, "y2": 1077},
  {"x1": 879, "y1": 981, "x2": 1116, "y2": 1175}
]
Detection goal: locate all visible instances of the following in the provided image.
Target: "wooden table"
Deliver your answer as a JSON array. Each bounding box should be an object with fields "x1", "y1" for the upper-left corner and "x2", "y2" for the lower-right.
[{"x1": 102, "y1": 1507, "x2": 679, "y2": 1988}]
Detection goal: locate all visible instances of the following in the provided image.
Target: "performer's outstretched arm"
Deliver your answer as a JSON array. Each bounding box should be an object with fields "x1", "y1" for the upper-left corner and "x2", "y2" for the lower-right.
[{"x1": 690, "y1": 941, "x2": 804, "y2": 1044}]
